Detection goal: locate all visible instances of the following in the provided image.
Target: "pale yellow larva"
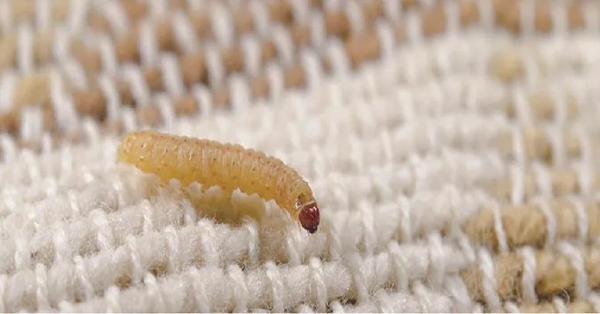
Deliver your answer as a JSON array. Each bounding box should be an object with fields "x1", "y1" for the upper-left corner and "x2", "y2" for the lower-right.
[{"x1": 117, "y1": 130, "x2": 320, "y2": 233}]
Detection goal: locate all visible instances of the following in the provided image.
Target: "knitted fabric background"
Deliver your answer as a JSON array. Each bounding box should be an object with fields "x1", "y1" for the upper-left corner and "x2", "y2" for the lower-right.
[{"x1": 1, "y1": 0, "x2": 600, "y2": 312}]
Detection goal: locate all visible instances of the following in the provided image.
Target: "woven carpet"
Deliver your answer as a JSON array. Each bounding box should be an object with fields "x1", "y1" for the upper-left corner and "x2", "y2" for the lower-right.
[{"x1": 1, "y1": 0, "x2": 600, "y2": 312}]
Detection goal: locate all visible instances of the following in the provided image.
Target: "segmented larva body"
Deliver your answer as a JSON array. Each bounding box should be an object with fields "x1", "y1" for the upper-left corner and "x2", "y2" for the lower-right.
[{"x1": 117, "y1": 130, "x2": 320, "y2": 233}]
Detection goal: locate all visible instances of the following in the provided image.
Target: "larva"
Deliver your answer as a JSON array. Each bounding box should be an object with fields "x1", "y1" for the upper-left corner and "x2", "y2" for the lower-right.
[{"x1": 117, "y1": 130, "x2": 320, "y2": 233}]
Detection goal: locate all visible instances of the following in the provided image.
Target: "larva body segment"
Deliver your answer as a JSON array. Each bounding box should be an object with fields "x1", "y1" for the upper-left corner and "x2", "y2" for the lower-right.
[{"x1": 117, "y1": 130, "x2": 320, "y2": 233}]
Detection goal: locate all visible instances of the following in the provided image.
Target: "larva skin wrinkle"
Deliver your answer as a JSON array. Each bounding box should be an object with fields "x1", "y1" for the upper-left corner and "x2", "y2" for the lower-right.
[{"x1": 117, "y1": 130, "x2": 320, "y2": 233}]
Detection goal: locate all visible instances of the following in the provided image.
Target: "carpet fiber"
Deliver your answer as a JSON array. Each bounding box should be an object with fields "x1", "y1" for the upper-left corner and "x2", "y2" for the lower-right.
[{"x1": 1, "y1": 0, "x2": 600, "y2": 312}]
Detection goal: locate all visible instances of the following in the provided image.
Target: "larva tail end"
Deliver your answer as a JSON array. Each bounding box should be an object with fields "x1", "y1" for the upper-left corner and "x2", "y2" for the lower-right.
[{"x1": 298, "y1": 202, "x2": 320, "y2": 234}]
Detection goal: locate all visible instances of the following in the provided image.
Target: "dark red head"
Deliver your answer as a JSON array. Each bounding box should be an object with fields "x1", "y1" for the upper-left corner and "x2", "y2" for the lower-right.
[{"x1": 298, "y1": 202, "x2": 320, "y2": 234}]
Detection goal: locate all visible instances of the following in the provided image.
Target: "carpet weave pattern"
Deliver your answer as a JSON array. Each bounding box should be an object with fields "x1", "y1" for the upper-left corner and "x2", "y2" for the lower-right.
[{"x1": 1, "y1": 0, "x2": 600, "y2": 312}]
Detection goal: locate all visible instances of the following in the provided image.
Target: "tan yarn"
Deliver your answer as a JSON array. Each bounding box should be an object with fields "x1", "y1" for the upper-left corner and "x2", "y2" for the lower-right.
[
  {"x1": 32, "y1": 32, "x2": 54, "y2": 65},
  {"x1": 493, "y1": 0, "x2": 522, "y2": 34},
  {"x1": 462, "y1": 246, "x2": 600, "y2": 304},
  {"x1": 12, "y1": 72, "x2": 51, "y2": 109},
  {"x1": 518, "y1": 298, "x2": 596, "y2": 313},
  {"x1": 421, "y1": 3, "x2": 447, "y2": 37},
  {"x1": 483, "y1": 170, "x2": 538, "y2": 202},
  {"x1": 8, "y1": 0, "x2": 71, "y2": 21},
  {"x1": 143, "y1": 67, "x2": 164, "y2": 92},
  {"x1": 0, "y1": 35, "x2": 17, "y2": 72},
  {"x1": 72, "y1": 88, "x2": 108, "y2": 122},
  {"x1": 489, "y1": 46, "x2": 524, "y2": 83},
  {"x1": 464, "y1": 198, "x2": 600, "y2": 252},
  {"x1": 493, "y1": 0, "x2": 586, "y2": 34},
  {"x1": 9, "y1": 0, "x2": 35, "y2": 22},
  {"x1": 345, "y1": 31, "x2": 382, "y2": 69},
  {"x1": 0, "y1": 31, "x2": 54, "y2": 69},
  {"x1": 503, "y1": 89, "x2": 579, "y2": 122},
  {"x1": 483, "y1": 167, "x2": 599, "y2": 203},
  {"x1": 120, "y1": 0, "x2": 148, "y2": 23},
  {"x1": 495, "y1": 127, "x2": 585, "y2": 163}
]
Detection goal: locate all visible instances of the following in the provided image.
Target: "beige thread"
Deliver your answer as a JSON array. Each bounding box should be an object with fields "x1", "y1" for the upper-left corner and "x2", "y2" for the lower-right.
[
  {"x1": 516, "y1": 297, "x2": 596, "y2": 313},
  {"x1": 496, "y1": 126, "x2": 588, "y2": 164},
  {"x1": 484, "y1": 166, "x2": 598, "y2": 203},
  {"x1": 488, "y1": 46, "x2": 524, "y2": 83},
  {"x1": 462, "y1": 246, "x2": 600, "y2": 304},
  {"x1": 464, "y1": 197, "x2": 600, "y2": 252}
]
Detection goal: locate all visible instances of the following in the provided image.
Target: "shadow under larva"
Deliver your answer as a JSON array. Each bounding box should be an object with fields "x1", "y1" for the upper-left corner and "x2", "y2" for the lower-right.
[{"x1": 116, "y1": 130, "x2": 321, "y2": 234}]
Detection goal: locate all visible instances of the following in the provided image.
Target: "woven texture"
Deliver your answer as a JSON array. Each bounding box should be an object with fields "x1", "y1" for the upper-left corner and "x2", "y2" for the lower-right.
[{"x1": 1, "y1": 0, "x2": 600, "y2": 312}]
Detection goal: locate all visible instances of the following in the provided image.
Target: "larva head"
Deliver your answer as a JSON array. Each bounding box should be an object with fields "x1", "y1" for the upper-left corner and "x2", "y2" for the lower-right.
[{"x1": 298, "y1": 201, "x2": 320, "y2": 234}]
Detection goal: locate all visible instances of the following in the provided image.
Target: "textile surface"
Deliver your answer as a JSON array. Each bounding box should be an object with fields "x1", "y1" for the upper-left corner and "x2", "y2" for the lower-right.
[{"x1": 1, "y1": 0, "x2": 600, "y2": 312}]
